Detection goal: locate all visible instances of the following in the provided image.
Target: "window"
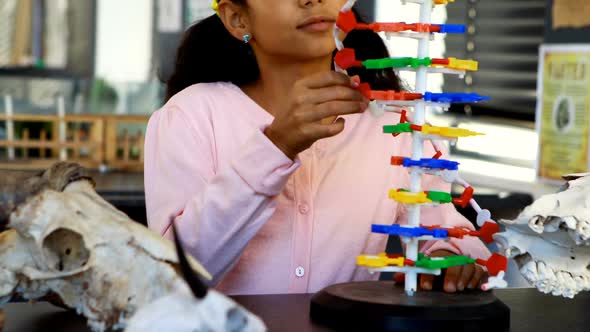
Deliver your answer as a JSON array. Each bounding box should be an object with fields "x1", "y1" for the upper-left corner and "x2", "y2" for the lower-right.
[
  {"x1": 374, "y1": 0, "x2": 552, "y2": 194},
  {"x1": 445, "y1": 0, "x2": 546, "y2": 120}
]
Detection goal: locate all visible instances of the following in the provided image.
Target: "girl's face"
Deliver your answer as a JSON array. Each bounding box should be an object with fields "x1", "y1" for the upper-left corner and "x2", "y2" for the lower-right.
[{"x1": 245, "y1": 0, "x2": 349, "y2": 61}]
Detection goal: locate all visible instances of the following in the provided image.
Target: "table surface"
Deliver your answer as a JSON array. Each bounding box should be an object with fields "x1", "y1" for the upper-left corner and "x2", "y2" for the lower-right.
[{"x1": 2, "y1": 288, "x2": 589, "y2": 332}]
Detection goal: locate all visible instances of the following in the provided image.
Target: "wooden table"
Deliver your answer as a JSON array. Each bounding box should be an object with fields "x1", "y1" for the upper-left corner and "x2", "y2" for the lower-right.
[{"x1": 2, "y1": 288, "x2": 590, "y2": 331}]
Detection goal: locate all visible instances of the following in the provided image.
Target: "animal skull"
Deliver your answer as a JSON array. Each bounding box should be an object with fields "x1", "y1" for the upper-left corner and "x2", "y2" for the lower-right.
[
  {"x1": 0, "y1": 163, "x2": 218, "y2": 331},
  {"x1": 494, "y1": 174, "x2": 590, "y2": 298},
  {"x1": 126, "y1": 289, "x2": 267, "y2": 332},
  {"x1": 125, "y1": 225, "x2": 267, "y2": 332}
]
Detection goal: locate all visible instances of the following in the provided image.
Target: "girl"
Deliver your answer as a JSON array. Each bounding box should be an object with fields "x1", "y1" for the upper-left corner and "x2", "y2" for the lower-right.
[{"x1": 144, "y1": 0, "x2": 491, "y2": 295}]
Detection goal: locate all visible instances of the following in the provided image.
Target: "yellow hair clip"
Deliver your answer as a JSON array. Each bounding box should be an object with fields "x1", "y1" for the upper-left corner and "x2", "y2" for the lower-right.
[{"x1": 212, "y1": 0, "x2": 220, "y2": 16}]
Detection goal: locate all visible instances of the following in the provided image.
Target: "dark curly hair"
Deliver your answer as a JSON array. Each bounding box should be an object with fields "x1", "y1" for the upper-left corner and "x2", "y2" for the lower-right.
[{"x1": 165, "y1": 2, "x2": 401, "y2": 100}]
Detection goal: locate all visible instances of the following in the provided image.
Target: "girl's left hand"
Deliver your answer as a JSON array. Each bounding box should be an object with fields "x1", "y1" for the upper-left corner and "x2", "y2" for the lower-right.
[
  {"x1": 420, "y1": 250, "x2": 487, "y2": 292},
  {"x1": 394, "y1": 250, "x2": 487, "y2": 293}
]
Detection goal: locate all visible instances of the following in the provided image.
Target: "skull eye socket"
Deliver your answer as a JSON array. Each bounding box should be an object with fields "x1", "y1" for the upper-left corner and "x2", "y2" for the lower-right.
[
  {"x1": 42, "y1": 228, "x2": 90, "y2": 272},
  {"x1": 225, "y1": 307, "x2": 248, "y2": 332}
]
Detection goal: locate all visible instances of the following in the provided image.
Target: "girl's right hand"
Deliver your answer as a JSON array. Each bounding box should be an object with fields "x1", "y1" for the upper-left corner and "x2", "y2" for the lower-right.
[{"x1": 264, "y1": 71, "x2": 369, "y2": 160}]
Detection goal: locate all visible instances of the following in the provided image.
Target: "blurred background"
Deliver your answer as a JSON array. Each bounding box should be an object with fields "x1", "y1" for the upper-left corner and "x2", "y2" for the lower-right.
[{"x1": 0, "y1": 0, "x2": 589, "y2": 287}]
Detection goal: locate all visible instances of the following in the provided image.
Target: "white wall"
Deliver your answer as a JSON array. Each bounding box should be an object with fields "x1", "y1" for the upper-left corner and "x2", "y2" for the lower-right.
[{"x1": 95, "y1": 0, "x2": 154, "y2": 82}]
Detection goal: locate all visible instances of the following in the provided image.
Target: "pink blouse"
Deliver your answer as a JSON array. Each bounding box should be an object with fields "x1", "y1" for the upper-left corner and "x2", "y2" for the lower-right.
[{"x1": 144, "y1": 82, "x2": 491, "y2": 295}]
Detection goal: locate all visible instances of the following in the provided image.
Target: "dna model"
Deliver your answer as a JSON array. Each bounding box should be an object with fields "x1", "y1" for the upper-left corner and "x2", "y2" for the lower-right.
[{"x1": 334, "y1": 0, "x2": 509, "y2": 296}]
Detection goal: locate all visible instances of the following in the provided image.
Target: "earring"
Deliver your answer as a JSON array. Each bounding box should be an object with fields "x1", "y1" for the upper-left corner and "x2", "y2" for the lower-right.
[
  {"x1": 211, "y1": 0, "x2": 219, "y2": 16},
  {"x1": 243, "y1": 34, "x2": 251, "y2": 44}
]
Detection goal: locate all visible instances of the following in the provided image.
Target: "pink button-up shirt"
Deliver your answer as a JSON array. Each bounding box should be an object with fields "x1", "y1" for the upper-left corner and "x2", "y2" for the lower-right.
[{"x1": 144, "y1": 82, "x2": 490, "y2": 295}]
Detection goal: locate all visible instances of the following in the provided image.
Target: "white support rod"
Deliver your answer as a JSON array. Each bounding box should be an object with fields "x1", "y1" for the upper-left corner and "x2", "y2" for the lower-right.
[
  {"x1": 405, "y1": 0, "x2": 433, "y2": 297},
  {"x1": 4, "y1": 94, "x2": 15, "y2": 160}
]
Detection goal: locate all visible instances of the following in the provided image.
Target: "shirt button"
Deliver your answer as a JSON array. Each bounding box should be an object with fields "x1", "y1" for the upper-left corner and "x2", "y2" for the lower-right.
[
  {"x1": 298, "y1": 204, "x2": 309, "y2": 214},
  {"x1": 295, "y1": 266, "x2": 305, "y2": 278}
]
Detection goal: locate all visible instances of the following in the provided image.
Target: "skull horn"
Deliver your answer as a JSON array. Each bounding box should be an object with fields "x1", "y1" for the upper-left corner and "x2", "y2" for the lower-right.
[
  {"x1": 0, "y1": 162, "x2": 92, "y2": 233},
  {"x1": 172, "y1": 223, "x2": 209, "y2": 299},
  {"x1": 0, "y1": 189, "x2": 28, "y2": 232}
]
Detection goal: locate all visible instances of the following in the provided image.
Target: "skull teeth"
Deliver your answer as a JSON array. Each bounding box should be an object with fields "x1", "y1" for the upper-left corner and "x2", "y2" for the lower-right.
[
  {"x1": 528, "y1": 216, "x2": 545, "y2": 234},
  {"x1": 576, "y1": 220, "x2": 590, "y2": 241},
  {"x1": 521, "y1": 259, "x2": 590, "y2": 299},
  {"x1": 519, "y1": 259, "x2": 538, "y2": 283},
  {"x1": 563, "y1": 216, "x2": 578, "y2": 231},
  {"x1": 525, "y1": 216, "x2": 590, "y2": 246}
]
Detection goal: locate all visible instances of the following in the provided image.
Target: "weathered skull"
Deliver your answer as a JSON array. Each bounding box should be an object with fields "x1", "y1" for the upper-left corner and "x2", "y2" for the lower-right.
[
  {"x1": 0, "y1": 163, "x2": 213, "y2": 331},
  {"x1": 494, "y1": 173, "x2": 590, "y2": 298},
  {"x1": 125, "y1": 225, "x2": 267, "y2": 332}
]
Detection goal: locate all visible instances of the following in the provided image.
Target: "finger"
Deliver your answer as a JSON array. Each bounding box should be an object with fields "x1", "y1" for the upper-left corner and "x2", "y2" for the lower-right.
[
  {"x1": 301, "y1": 86, "x2": 368, "y2": 105},
  {"x1": 444, "y1": 266, "x2": 462, "y2": 293},
  {"x1": 457, "y1": 264, "x2": 475, "y2": 291},
  {"x1": 468, "y1": 265, "x2": 486, "y2": 289},
  {"x1": 303, "y1": 71, "x2": 358, "y2": 89},
  {"x1": 394, "y1": 273, "x2": 405, "y2": 284},
  {"x1": 429, "y1": 249, "x2": 454, "y2": 258},
  {"x1": 420, "y1": 274, "x2": 434, "y2": 290},
  {"x1": 305, "y1": 117, "x2": 347, "y2": 140},
  {"x1": 303, "y1": 100, "x2": 367, "y2": 122}
]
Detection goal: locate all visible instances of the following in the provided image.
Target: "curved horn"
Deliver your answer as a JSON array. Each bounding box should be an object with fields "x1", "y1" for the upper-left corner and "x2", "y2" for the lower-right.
[
  {"x1": 172, "y1": 223, "x2": 209, "y2": 299},
  {"x1": 0, "y1": 172, "x2": 30, "y2": 232},
  {"x1": 41, "y1": 162, "x2": 95, "y2": 191},
  {"x1": 0, "y1": 163, "x2": 93, "y2": 232}
]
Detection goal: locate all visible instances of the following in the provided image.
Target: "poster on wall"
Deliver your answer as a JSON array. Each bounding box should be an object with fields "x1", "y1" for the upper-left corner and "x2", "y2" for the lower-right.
[{"x1": 536, "y1": 44, "x2": 590, "y2": 182}]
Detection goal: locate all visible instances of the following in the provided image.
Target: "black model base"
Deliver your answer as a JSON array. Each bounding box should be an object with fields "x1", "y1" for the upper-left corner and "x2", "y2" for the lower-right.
[{"x1": 310, "y1": 281, "x2": 510, "y2": 332}]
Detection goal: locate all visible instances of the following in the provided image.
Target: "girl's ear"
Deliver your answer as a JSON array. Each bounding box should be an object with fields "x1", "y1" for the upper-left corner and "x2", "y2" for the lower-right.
[{"x1": 217, "y1": 0, "x2": 251, "y2": 42}]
